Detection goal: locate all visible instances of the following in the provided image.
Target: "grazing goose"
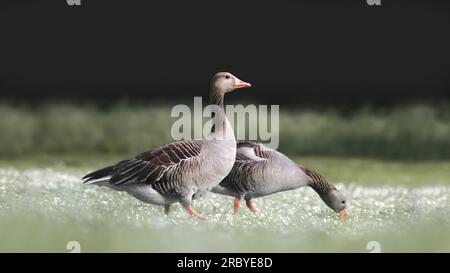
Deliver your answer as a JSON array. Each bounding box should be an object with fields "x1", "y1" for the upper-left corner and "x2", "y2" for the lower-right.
[
  {"x1": 82, "y1": 72, "x2": 251, "y2": 220},
  {"x1": 212, "y1": 142, "x2": 348, "y2": 219}
]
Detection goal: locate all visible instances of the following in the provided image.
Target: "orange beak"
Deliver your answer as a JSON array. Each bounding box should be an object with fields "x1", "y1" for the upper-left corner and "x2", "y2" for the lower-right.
[
  {"x1": 233, "y1": 79, "x2": 251, "y2": 89},
  {"x1": 339, "y1": 209, "x2": 348, "y2": 220}
]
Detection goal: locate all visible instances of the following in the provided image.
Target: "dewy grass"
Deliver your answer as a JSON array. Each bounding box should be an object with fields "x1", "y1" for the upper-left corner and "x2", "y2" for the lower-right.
[
  {"x1": 0, "y1": 166, "x2": 449, "y2": 252},
  {"x1": 0, "y1": 102, "x2": 449, "y2": 159}
]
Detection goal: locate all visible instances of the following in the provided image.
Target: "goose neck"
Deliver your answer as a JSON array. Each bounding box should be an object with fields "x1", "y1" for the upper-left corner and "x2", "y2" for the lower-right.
[
  {"x1": 207, "y1": 88, "x2": 234, "y2": 141},
  {"x1": 210, "y1": 87, "x2": 224, "y2": 109},
  {"x1": 309, "y1": 179, "x2": 334, "y2": 200}
]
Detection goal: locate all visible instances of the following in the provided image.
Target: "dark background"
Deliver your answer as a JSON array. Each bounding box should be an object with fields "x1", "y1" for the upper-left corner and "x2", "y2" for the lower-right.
[{"x1": 1, "y1": 0, "x2": 449, "y2": 105}]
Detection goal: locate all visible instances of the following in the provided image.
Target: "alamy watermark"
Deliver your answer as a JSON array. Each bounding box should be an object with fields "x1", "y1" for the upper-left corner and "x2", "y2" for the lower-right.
[
  {"x1": 366, "y1": 241, "x2": 381, "y2": 253},
  {"x1": 171, "y1": 97, "x2": 279, "y2": 149},
  {"x1": 66, "y1": 0, "x2": 81, "y2": 6},
  {"x1": 66, "y1": 241, "x2": 81, "y2": 253},
  {"x1": 366, "y1": 0, "x2": 381, "y2": 6}
]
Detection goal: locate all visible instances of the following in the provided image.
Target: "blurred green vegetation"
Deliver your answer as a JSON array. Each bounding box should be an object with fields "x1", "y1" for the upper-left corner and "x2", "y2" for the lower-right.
[{"x1": 0, "y1": 102, "x2": 449, "y2": 159}]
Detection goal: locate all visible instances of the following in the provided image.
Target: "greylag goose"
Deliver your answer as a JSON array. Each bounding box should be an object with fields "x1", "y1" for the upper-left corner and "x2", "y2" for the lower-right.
[
  {"x1": 212, "y1": 142, "x2": 348, "y2": 219},
  {"x1": 82, "y1": 72, "x2": 251, "y2": 220}
]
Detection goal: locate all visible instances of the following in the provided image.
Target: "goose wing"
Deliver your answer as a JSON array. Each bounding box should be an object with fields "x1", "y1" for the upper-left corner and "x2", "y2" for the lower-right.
[
  {"x1": 235, "y1": 141, "x2": 275, "y2": 161},
  {"x1": 86, "y1": 139, "x2": 204, "y2": 186},
  {"x1": 217, "y1": 142, "x2": 273, "y2": 194}
]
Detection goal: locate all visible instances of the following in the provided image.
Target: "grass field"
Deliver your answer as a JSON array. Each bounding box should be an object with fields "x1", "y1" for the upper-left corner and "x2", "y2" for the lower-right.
[
  {"x1": 0, "y1": 155, "x2": 449, "y2": 252},
  {"x1": 0, "y1": 102, "x2": 449, "y2": 252}
]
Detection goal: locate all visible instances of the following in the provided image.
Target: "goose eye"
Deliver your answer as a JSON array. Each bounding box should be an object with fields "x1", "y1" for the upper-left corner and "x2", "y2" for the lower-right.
[
  {"x1": 342, "y1": 201, "x2": 346, "y2": 204},
  {"x1": 225, "y1": 75, "x2": 230, "y2": 79}
]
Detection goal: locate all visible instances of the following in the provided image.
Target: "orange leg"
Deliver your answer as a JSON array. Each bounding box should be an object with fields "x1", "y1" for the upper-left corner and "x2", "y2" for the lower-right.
[
  {"x1": 186, "y1": 206, "x2": 206, "y2": 220},
  {"x1": 246, "y1": 199, "x2": 257, "y2": 214},
  {"x1": 233, "y1": 197, "x2": 242, "y2": 214}
]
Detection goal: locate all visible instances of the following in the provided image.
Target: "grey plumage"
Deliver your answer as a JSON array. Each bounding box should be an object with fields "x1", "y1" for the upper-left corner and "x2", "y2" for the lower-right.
[
  {"x1": 82, "y1": 72, "x2": 251, "y2": 220},
  {"x1": 213, "y1": 141, "x2": 348, "y2": 218}
]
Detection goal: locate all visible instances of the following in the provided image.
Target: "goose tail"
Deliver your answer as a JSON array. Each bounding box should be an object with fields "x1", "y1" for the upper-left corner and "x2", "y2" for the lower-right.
[{"x1": 82, "y1": 165, "x2": 114, "y2": 184}]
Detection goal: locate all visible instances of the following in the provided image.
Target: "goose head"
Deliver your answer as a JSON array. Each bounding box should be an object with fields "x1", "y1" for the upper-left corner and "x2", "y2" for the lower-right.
[
  {"x1": 210, "y1": 72, "x2": 251, "y2": 94},
  {"x1": 321, "y1": 189, "x2": 348, "y2": 219}
]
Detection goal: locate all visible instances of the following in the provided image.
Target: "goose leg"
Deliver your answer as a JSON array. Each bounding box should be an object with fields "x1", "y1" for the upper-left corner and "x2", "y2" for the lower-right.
[
  {"x1": 245, "y1": 199, "x2": 258, "y2": 214},
  {"x1": 185, "y1": 206, "x2": 206, "y2": 220},
  {"x1": 164, "y1": 205, "x2": 171, "y2": 215},
  {"x1": 233, "y1": 197, "x2": 242, "y2": 214},
  {"x1": 180, "y1": 195, "x2": 206, "y2": 220}
]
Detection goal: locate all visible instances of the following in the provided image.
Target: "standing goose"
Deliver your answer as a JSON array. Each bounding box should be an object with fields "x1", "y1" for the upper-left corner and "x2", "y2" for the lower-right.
[
  {"x1": 212, "y1": 142, "x2": 348, "y2": 219},
  {"x1": 82, "y1": 72, "x2": 251, "y2": 220}
]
